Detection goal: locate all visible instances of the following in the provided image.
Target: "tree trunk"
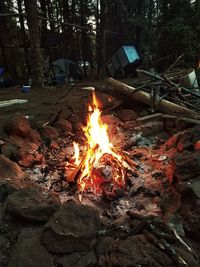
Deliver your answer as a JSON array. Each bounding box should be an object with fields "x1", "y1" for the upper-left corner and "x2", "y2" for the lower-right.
[
  {"x1": 24, "y1": 0, "x2": 45, "y2": 87},
  {"x1": 80, "y1": 0, "x2": 90, "y2": 77},
  {"x1": 0, "y1": 0, "x2": 17, "y2": 80},
  {"x1": 47, "y1": 0, "x2": 55, "y2": 32},
  {"x1": 17, "y1": 0, "x2": 30, "y2": 75}
]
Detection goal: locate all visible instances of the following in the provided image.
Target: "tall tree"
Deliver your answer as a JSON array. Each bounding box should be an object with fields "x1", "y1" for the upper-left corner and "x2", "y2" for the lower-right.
[
  {"x1": 24, "y1": 0, "x2": 45, "y2": 86},
  {"x1": 0, "y1": 0, "x2": 17, "y2": 79},
  {"x1": 17, "y1": 0, "x2": 30, "y2": 74}
]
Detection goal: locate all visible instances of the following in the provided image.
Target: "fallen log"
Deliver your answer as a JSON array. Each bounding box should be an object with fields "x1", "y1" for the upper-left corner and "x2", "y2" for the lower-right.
[
  {"x1": 138, "y1": 69, "x2": 200, "y2": 98},
  {"x1": 107, "y1": 78, "x2": 200, "y2": 120}
]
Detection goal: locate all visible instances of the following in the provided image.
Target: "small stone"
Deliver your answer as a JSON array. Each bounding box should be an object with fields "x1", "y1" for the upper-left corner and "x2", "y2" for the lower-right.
[
  {"x1": 25, "y1": 129, "x2": 42, "y2": 146},
  {"x1": 54, "y1": 119, "x2": 73, "y2": 134},
  {"x1": 41, "y1": 202, "x2": 100, "y2": 254},
  {"x1": 0, "y1": 155, "x2": 24, "y2": 182},
  {"x1": 118, "y1": 109, "x2": 137, "y2": 121},
  {"x1": 3, "y1": 114, "x2": 31, "y2": 137},
  {"x1": 6, "y1": 188, "x2": 60, "y2": 222},
  {"x1": 39, "y1": 126, "x2": 59, "y2": 140},
  {"x1": 15, "y1": 148, "x2": 43, "y2": 167},
  {"x1": 101, "y1": 114, "x2": 122, "y2": 126},
  {"x1": 50, "y1": 140, "x2": 59, "y2": 149},
  {"x1": 8, "y1": 234, "x2": 54, "y2": 267}
]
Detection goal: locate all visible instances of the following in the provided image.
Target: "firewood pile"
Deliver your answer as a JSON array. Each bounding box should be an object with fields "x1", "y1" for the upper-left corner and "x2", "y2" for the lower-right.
[
  {"x1": 0, "y1": 79, "x2": 200, "y2": 266},
  {"x1": 108, "y1": 69, "x2": 200, "y2": 121}
]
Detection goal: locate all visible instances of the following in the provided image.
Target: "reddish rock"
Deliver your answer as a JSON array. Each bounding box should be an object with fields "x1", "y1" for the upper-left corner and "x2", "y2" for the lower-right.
[
  {"x1": 50, "y1": 140, "x2": 59, "y2": 150},
  {"x1": 9, "y1": 135, "x2": 26, "y2": 147},
  {"x1": 39, "y1": 126, "x2": 59, "y2": 140},
  {"x1": 54, "y1": 119, "x2": 73, "y2": 134},
  {"x1": 0, "y1": 155, "x2": 24, "y2": 182},
  {"x1": 118, "y1": 109, "x2": 137, "y2": 121},
  {"x1": 16, "y1": 148, "x2": 43, "y2": 167},
  {"x1": 25, "y1": 129, "x2": 42, "y2": 146},
  {"x1": 3, "y1": 114, "x2": 31, "y2": 137},
  {"x1": 101, "y1": 114, "x2": 122, "y2": 126},
  {"x1": 194, "y1": 140, "x2": 200, "y2": 151}
]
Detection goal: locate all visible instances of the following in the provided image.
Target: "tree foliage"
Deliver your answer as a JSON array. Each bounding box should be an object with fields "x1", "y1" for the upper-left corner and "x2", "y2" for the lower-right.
[{"x1": 0, "y1": 0, "x2": 200, "y2": 84}]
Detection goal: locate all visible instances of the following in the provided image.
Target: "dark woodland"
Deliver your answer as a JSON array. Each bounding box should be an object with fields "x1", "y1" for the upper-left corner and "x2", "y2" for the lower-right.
[{"x1": 0, "y1": 0, "x2": 200, "y2": 85}]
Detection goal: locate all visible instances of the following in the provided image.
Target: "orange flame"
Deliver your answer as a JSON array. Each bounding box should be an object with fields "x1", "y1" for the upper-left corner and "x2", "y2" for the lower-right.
[
  {"x1": 73, "y1": 142, "x2": 80, "y2": 165},
  {"x1": 77, "y1": 92, "x2": 125, "y2": 192}
]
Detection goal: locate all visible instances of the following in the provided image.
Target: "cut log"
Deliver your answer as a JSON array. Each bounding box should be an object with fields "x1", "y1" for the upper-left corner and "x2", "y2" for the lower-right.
[{"x1": 107, "y1": 78, "x2": 200, "y2": 120}]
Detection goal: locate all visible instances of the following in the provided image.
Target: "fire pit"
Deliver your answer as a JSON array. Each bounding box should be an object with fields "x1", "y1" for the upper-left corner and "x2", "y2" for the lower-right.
[{"x1": 0, "y1": 89, "x2": 200, "y2": 267}]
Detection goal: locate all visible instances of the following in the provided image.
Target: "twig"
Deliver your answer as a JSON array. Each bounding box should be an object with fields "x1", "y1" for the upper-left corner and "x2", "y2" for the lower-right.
[
  {"x1": 165, "y1": 53, "x2": 184, "y2": 72},
  {"x1": 42, "y1": 109, "x2": 63, "y2": 127}
]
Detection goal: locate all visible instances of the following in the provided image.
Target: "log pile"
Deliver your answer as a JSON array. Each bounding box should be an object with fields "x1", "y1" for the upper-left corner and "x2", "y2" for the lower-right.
[{"x1": 107, "y1": 69, "x2": 200, "y2": 121}]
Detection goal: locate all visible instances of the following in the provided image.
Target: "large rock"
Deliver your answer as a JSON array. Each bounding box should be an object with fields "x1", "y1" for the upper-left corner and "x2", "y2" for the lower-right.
[
  {"x1": 39, "y1": 126, "x2": 59, "y2": 141},
  {"x1": 8, "y1": 235, "x2": 54, "y2": 267},
  {"x1": 56, "y1": 250, "x2": 97, "y2": 267},
  {"x1": 41, "y1": 202, "x2": 100, "y2": 254},
  {"x1": 96, "y1": 234, "x2": 198, "y2": 267},
  {"x1": 0, "y1": 235, "x2": 9, "y2": 267},
  {"x1": 0, "y1": 155, "x2": 24, "y2": 182},
  {"x1": 97, "y1": 235, "x2": 173, "y2": 267},
  {"x1": 6, "y1": 188, "x2": 60, "y2": 222},
  {"x1": 175, "y1": 151, "x2": 200, "y2": 181},
  {"x1": 54, "y1": 119, "x2": 73, "y2": 136},
  {"x1": 3, "y1": 114, "x2": 31, "y2": 137}
]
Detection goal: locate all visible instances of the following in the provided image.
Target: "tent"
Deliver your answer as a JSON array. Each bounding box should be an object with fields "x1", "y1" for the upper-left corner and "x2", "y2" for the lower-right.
[
  {"x1": 0, "y1": 67, "x2": 12, "y2": 88},
  {"x1": 52, "y1": 58, "x2": 83, "y2": 83}
]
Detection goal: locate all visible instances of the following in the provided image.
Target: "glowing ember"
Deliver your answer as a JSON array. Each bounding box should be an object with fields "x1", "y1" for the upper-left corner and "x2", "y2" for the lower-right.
[{"x1": 77, "y1": 92, "x2": 125, "y2": 193}]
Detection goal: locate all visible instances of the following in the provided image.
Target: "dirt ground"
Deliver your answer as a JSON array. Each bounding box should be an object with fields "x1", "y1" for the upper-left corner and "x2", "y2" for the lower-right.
[{"x1": 0, "y1": 82, "x2": 104, "y2": 138}]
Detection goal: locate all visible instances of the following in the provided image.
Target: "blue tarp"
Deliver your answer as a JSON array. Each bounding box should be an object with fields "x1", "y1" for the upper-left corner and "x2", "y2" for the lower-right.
[{"x1": 122, "y1": 46, "x2": 140, "y2": 63}]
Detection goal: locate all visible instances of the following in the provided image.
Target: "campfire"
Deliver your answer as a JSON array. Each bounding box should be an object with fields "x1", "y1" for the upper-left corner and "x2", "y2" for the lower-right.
[
  {"x1": 66, "y1": 92, "x2": 134, "y2": 195},
  {"x1": 1, "y1": 84, "x2": 200, "y2": 267}
]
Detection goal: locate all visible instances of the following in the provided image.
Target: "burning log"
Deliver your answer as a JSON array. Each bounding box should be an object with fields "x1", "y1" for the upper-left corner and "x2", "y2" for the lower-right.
[{"x1": 107, "y1": 78, "x2": 200, "y2": 120}]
